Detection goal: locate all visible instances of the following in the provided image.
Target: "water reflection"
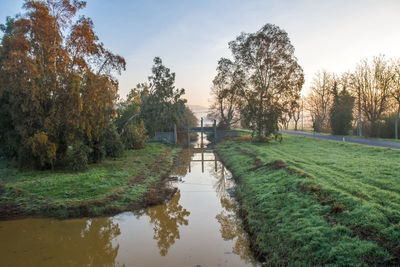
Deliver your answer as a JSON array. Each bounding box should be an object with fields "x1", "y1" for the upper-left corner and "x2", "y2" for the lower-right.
[
  {"x1": 216, "y1": 196, "x2": 256, "y2": 265},
  {"x1": 1, "y1": 132, "x2": 259, "y2": 266},
  {"x1": 0, "y1": 217, "x2": 122, "y2": 266},
  {"x1": 209, "y1": 161, "x2": 231, "y2": 198},
  {"x1": 137, "y1": 190, "x2": 190, "y2": 256},
  {"x1": 209, "y1": 158, "x2": 257, "y2": 265},
  {"x1": 171, "y1": 147, "x2": 194, "y2": 177}
]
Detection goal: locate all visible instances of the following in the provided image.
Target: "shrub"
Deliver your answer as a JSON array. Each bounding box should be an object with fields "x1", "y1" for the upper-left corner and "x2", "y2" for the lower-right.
[
  {"x1": 237, "y1": 135, "x2": 252, "y2": 142},
  {"x1": 252, "y1": 135, "x2": 271, "y2": 143},
  {"x1": 382, "y1": 113, "x2": 397, "y2": 138},
  {"x1": 19, "y1": 132, "x2": 56, "y2": 169},
  {"x1": 361, "y1": 114, "x2": 398, "y2": 138},
  {"x1": 66, "y1": 143, "x2": 91, "y2": 171},
  {"x1": 104, "y1": 126, "x2": 124, "y2": 158},
  {"x1": 122, "y1": 120, "x2": 147, "y2": 150}
]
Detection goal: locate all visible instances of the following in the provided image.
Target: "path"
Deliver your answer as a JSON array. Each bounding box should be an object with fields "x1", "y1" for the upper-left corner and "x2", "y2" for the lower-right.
[{"x1": 281, "y1": 130, "x2": 400, "y2": 149}]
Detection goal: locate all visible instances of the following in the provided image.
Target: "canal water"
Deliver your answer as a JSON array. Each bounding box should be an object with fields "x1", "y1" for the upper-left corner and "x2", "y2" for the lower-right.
[{"x1": 0, "y1": 134, "x2": 258, "y2": 266}]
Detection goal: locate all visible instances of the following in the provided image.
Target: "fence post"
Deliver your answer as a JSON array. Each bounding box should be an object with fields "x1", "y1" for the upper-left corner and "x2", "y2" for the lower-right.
[
  {"x1": 214, "y1": 119, "x2": 217, "y2": 144},
  {"x1": 201, "y1": 117, "x2": 204, "y2": 147},
  {"x1": 396, "y1": 117, "x2": 398, "y2": 140},
  {"x1": 174, "y1": 124, "x2": 177, "y2": 145},
  {"x1": 201, "y1": 150, "x2": 204, "y2": 173}
]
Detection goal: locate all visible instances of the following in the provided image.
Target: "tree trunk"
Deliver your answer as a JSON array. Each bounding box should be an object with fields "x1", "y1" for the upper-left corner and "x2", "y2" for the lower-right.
[{"x1": 396, "y1": 104, "x2": 400, "y2": 139}]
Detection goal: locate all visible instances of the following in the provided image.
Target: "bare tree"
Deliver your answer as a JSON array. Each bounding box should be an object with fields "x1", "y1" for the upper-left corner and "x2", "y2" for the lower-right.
[
  {"x1": 306, "y1": 70, "x2": 334, "y2": 132},
  {"x1": 391, "y1": 59, "x2": 400, "y2": 138},
  {"x1": 350, "y1": 56, "x2": 393, "y2": 136}
]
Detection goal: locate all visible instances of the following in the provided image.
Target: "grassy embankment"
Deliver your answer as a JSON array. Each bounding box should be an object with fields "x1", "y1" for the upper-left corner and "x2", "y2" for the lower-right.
[
  {"x1": 0, "y1": 143, "x2": 181, "y2": 219},
  {"x1": 287, "y1": 129, "x2": 400, "y2": 142},
  {"x1": 216, "y1": 134, "x2": 400, "y2": 266}
]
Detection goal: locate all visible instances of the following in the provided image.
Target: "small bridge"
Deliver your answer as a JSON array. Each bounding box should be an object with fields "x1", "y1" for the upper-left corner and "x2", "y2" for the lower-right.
[
  {"x1": 189, "y1": 126, "x2": 214, "y2": 132},
  {"x1": 152, "y1": 118, "x2": 240, "y2": 146}
]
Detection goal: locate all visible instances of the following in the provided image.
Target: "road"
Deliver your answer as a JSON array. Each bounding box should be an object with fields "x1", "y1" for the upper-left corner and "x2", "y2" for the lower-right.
[{"x1": 281, "y1": 130, "x2": 400, "y2": 149}]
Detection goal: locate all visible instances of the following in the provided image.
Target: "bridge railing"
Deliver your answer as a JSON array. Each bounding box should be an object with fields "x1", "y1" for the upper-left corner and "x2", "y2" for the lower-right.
[{"x1": 152, "y1": 118, "x2": 242, "y2": 146}]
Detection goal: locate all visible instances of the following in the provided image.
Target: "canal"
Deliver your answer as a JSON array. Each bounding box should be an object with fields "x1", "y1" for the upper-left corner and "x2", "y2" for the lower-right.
[{"x1": 0, "y1": 134, "x2": 258, "y2": 266}]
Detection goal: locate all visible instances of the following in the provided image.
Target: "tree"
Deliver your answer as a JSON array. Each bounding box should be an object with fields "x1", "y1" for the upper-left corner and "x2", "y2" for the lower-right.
[
  {"x1": 176, "y1": 106, "x2": 198, "y2": 129},
  {"x1": 208, "y1": 58, "x2": 244, "y2": 129},
  {"x1": 390, "y1": 59, "x2": 400, "y2": 139},
  {"x1": 140, "y1": 57, "x2": 187, "y2": 135},
  {"x1": 0, "y1": 0, "x2": 125, "y2": 167},
  {"x1": 281, "y1": 88, "x2": 302, "y2": 130},
  {"x1": 115, "y1": 88, "x2": 148, "y2": 150},
  {"x1": 289, "y1": 97, "x2": 302, "y2": 131},
  {"x1": 229, "y1": 24, "x2": 304, "y2": 138},
  {"x1": 350, "y1": 56, "x2": 393, "y2": 136},
  {"x1": 306, "y1": 70, "x2": 333, "y2": 132},
  {"x1": 330, "y1": 82, "x2": 355, "y2": 135}
]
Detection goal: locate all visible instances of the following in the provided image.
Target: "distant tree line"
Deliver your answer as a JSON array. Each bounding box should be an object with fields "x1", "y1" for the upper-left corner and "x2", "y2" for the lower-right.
[
  {"x1": 0, "y1": 0, "x2": 195, "y2": 170},
  {"x1": 306, "y1": 56, "x2": 400, "y2": 138},
  {"x1": 208, "y1": 23, "x2": 400, "y2": 139},
  {"x1": 208, "y1": 23, "x2": 304, "y2": 140}
]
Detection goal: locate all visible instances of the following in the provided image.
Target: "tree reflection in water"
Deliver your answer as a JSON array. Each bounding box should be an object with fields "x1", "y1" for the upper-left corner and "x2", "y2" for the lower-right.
[
  {"x1": 137, "y1": 190, "x2": 190, "y2": 256},
  {"x1": 216, "y1": 197, "x2": 256, "y2": 265},
  {"x1": 78, "y1": 218, "x2": 122, "y2": 266},
  {"x1": 0, "y1": 217, "x2": 122, "y2": 266},
  {"x1": 209, "y1": 160, "x2": 257, "y2": 265},
  {"x1": 170, "y1": 148, "x2": 194, "y2": 177}
]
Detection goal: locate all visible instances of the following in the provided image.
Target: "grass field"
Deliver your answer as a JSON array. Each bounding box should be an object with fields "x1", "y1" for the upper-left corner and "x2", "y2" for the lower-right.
[
  {"x1": 0, "y1": 143, "x2": 181, "y2": 219},
  {"x1": 216, "y1": 134, "x2": 400, "y2": 266}
]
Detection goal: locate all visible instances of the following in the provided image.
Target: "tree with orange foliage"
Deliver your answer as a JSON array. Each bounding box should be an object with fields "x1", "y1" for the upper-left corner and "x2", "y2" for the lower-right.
[{"x1": 0, "y1": 0, "x2": 125, "y2": 168}]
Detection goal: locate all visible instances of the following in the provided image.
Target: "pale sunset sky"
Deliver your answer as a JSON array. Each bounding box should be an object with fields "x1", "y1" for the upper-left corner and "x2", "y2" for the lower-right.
[{"x1": 1, "y1": 0, "x2": 400, "y2": 107}]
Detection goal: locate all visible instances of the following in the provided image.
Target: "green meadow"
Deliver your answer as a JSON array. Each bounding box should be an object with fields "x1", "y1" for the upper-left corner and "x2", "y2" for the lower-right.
[
  {"x1": 0, "y1": 143, "x2": 181, "y2": 218},
  {"x1": 216, "y1": 134, "x2": 400, "y2": 266}
]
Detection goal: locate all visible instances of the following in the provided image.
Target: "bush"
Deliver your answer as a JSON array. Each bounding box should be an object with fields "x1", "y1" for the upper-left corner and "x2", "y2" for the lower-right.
[
  {"x1": 122, "y1": 121, "x2": 147, "y2": 150},
  {"x1": 19, "y1": 132, "x2": 56, "y2": 169},
  {"x1": 361, "y1": 113, "x2": 398, "y2": 138},
  {"x1": 371, "y1": 113, "x2": 397, "y2": 139},
  {"x1": 66, "y1": 143, "x2": 91, "y2": 171},
  {"x1": 104, "y1": 126, "x2": 124, "y2": 158},
  {"x1": 252, "y1": 135, "x2": 271, "y2": 143},
  {"x1": 382, "y1": 114, "x2": 397, "y2": 138}
]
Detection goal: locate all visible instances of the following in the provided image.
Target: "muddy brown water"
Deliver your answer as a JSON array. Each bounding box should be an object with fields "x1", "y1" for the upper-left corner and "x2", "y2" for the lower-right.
[{"x1": 0, "y1": 135, "x2": 259, "y2": 266}]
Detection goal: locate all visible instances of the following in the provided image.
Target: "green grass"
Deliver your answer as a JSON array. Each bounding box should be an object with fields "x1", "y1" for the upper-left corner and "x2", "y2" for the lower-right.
[
  {"x1": 216, "y1": 134, "x2": 400, "y2": 266},
  {"x1": 0, "y1": 143, "x2": 181, "y2": 218},
  {"x1": 288, "y1": 128, "x2": 400, "y2": 142}
]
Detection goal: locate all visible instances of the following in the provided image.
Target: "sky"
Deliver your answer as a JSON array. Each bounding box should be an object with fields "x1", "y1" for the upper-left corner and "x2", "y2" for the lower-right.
[{"x1": 1, "y1": 0, "x2": 400, "y2": 107}]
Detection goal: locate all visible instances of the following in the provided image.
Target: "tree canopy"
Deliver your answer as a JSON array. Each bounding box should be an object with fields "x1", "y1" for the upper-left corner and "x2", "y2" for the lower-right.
[
  {"x1": 208, "y1": 58, "x2": 244, "y2": 129},
  {"x1": 212, "y1": 23, "x2": 304, "y2": 138},
  {"x1": 139, "y1": 57, "x2": 189, "y2": 135},
  {"x1": 0, "y1": 0, "x2": 125, "y2": 167}
]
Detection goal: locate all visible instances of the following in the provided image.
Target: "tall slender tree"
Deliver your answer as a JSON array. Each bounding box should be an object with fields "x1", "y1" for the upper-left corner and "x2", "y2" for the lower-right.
[{"x1": 329, "y1": 82, "x2": 355, "y2": 135}]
